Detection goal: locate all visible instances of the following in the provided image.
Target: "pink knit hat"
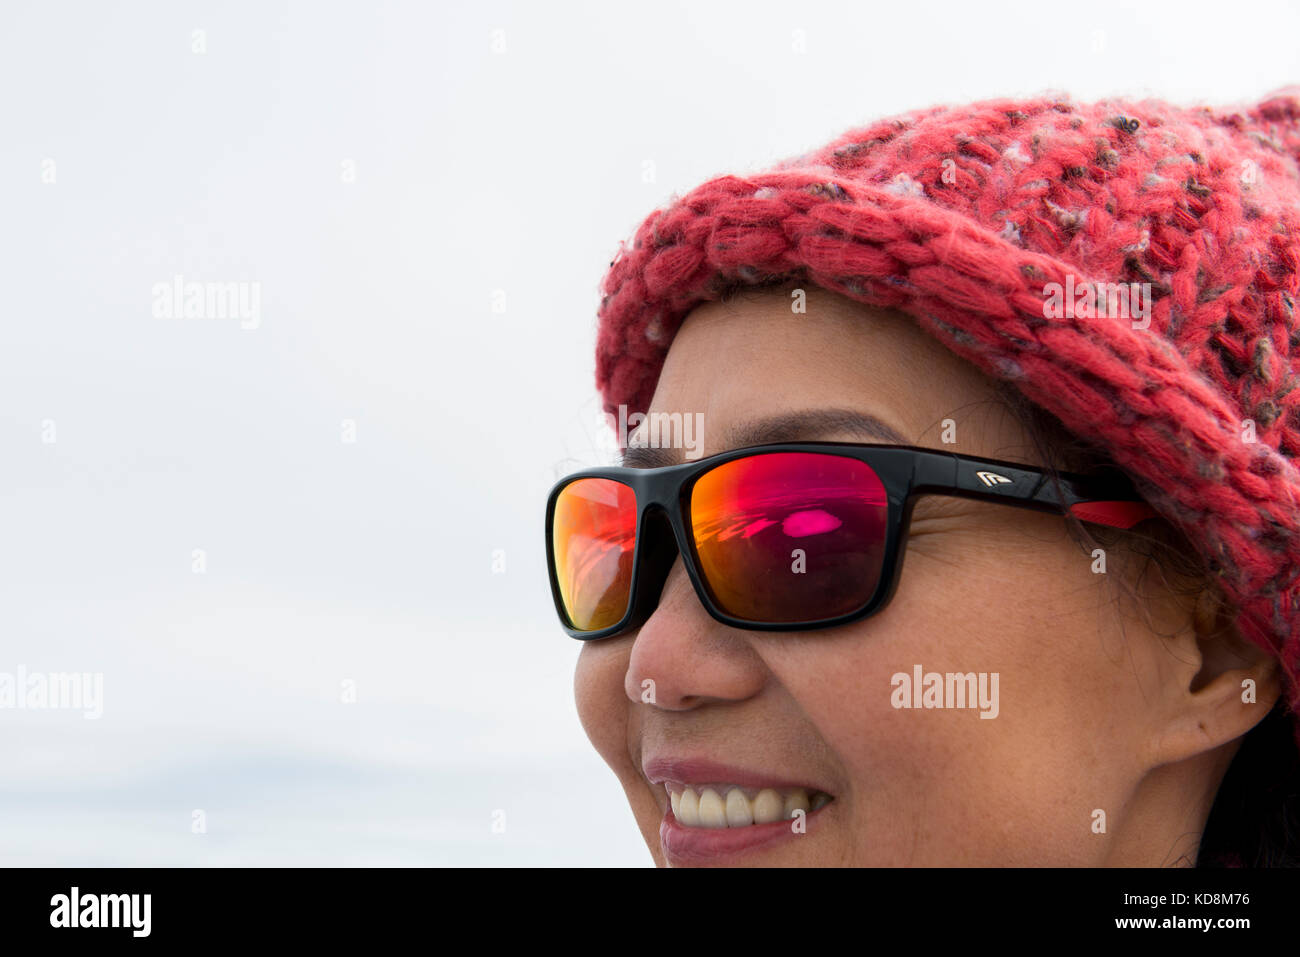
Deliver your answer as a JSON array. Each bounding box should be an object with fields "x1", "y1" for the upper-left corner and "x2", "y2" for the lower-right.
[{"x1": 594, "y1": 88, "x2": 1300, "y2": 737}]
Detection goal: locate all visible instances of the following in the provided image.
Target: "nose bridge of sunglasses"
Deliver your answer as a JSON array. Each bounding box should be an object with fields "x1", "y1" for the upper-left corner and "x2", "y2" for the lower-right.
[{"x1": 629, "y1": 505, "x2": 689, "y2": 613}]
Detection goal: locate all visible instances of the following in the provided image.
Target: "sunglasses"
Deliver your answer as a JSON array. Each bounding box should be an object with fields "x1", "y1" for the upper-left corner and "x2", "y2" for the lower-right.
[{"x1": 544, "y1": 442, "x2": 1157, "y2": 640}]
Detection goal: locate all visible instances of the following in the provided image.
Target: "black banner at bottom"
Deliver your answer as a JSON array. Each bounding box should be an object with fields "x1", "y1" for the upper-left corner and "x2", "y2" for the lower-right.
[{"x1": 1, "y1": 865, "x2": 1294, "y2": 942}]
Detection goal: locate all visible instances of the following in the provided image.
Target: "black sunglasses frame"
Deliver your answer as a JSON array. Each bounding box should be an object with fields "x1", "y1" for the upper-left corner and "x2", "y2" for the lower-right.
[{"x1": 545, "y1": 441, "x2": 1154, "y2": 641}]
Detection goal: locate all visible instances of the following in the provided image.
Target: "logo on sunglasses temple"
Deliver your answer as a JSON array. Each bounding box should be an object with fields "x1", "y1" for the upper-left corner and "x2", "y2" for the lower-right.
[{"x1": 975, "y1": 470, "x2": 1014, "y2": 487}]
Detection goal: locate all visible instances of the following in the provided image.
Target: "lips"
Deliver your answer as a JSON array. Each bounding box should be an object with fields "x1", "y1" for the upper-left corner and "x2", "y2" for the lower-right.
[{"x1": 644, "y1": 757, "x2": 835, "y2": 865}]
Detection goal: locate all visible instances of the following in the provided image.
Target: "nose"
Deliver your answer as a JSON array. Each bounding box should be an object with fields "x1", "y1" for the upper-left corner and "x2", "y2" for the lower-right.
[{"x1": 623, "y1": 553, "x2": 768, "y2": 710}]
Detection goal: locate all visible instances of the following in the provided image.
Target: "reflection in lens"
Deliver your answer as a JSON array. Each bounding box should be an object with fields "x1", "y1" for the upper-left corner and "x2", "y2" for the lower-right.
[
  {"x1": 690, "y1": 453, "x2": 888, "y2": 623},
  {"x1": 552, "y1": 478, "x2": 637, "y2": 631}
]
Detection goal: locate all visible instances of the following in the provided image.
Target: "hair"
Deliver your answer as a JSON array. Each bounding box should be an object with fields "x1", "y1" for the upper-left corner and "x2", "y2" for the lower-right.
[{"x1": 994, "y1": 380, "x2": 1300, "y2": 867}]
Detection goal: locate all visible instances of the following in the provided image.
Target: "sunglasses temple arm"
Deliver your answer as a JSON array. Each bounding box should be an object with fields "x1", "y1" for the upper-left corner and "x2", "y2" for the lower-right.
[
  {"x1": 913, "y1": 451, "x2": 1158, "y2": 530},
  {"x1": 1027, "y1": 471, "x2": 1161, "y2": 529}
]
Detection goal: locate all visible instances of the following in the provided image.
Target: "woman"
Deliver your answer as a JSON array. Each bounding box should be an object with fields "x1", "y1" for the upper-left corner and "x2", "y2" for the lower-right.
[{"x1": 546, "y1": 89, "x2": 1300, "y2": 865}]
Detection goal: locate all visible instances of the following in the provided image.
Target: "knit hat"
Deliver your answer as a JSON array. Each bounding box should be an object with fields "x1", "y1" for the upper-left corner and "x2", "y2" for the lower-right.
[{"x1": 593, "y1": 87, "x2": 1300, "y2": 744}]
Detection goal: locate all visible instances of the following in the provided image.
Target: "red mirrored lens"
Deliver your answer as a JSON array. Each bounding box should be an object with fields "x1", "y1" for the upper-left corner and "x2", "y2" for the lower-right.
[
  {"x1": 552, "y1": 478, "x2": 637, "y2": 631},
  {"x1": 689, "y1": 452, "x2": 889, "y2": 623}
]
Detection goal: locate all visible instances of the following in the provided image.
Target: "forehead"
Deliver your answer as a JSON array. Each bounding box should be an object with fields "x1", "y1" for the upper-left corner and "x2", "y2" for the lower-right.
[{"x1": 643, "y1": 287, "x2": 1002, "y2": 459}]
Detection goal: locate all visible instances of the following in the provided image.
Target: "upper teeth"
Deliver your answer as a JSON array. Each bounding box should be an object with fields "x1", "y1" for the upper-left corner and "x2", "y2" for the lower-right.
[{"x1": 668, "y1": 785, "x2": 832, "y2": 828}]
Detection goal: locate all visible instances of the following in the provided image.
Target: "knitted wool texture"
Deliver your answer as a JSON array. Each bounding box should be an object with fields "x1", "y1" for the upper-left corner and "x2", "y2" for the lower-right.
[{"x1": 594, "y1": 88, "x2": 1300, "y2": 741}]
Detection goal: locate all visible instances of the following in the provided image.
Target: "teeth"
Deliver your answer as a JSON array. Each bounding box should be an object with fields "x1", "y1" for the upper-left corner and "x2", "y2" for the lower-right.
[
  {"x1": 753, "y1": 788, "x2": 784, "y2": 824},
  {"x1": 668, "y1": 784, "x2": 832, "y2": 828},
  {"x1": 678, "y1": 787, "x2": 700, "y2": 827},
  {"x1": 725, "y1": 789, "x2": 754, "y2": 827},
  {"x1": 698, "y1": 789, "x2": 728, "y2": 828}
]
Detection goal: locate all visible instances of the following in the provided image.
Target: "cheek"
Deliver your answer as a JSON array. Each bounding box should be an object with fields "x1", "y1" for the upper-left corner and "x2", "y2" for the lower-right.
[
  {"x1": 760, "y1": 535, "x2": 1143, "y2": 862},
  {"x1": 574, "y1": 640, "x2": 632, "y2": 764},
  {"x1": 575, "y1": 639, "x2": 667, "y2": 864}
]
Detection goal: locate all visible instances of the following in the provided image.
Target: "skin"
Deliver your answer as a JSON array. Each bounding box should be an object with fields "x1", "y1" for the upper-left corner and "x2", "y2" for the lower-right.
[{"x1": 574, "y1": 283, "x2": 1282, "y2": 867}]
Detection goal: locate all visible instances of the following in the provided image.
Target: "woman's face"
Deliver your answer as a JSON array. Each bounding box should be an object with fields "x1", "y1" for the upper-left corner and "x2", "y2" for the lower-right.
[{"x1": 573, "y1": 285, "x2": 1267, "y2": 866}]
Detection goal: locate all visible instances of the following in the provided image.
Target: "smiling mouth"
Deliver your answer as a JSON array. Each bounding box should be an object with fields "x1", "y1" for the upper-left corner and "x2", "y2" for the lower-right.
[{"x1": 666, "y1": 784, "x2": 834, "y2": 828}]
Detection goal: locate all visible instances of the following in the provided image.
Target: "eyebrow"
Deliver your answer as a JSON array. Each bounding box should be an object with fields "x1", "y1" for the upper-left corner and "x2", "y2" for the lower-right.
[{"x1": 618, "y1": 408, "x2": 911, "y2": 468}]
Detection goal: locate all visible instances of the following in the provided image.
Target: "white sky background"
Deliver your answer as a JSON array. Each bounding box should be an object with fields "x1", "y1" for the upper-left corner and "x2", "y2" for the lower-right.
[{"x1": 0, "y1": 0, "x2": 1297, "y2": 866}]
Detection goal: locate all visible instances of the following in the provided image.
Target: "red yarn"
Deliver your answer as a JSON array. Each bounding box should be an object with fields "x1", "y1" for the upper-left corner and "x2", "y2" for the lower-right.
[{"x1": 593, "y1": 88, "x2": 1300, "y2": 751}]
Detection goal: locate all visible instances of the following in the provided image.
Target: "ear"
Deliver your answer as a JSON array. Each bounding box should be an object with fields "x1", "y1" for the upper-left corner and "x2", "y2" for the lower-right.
[{"x1": 1149, "y1": 589, "x2": 1283, "y2": 767}]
